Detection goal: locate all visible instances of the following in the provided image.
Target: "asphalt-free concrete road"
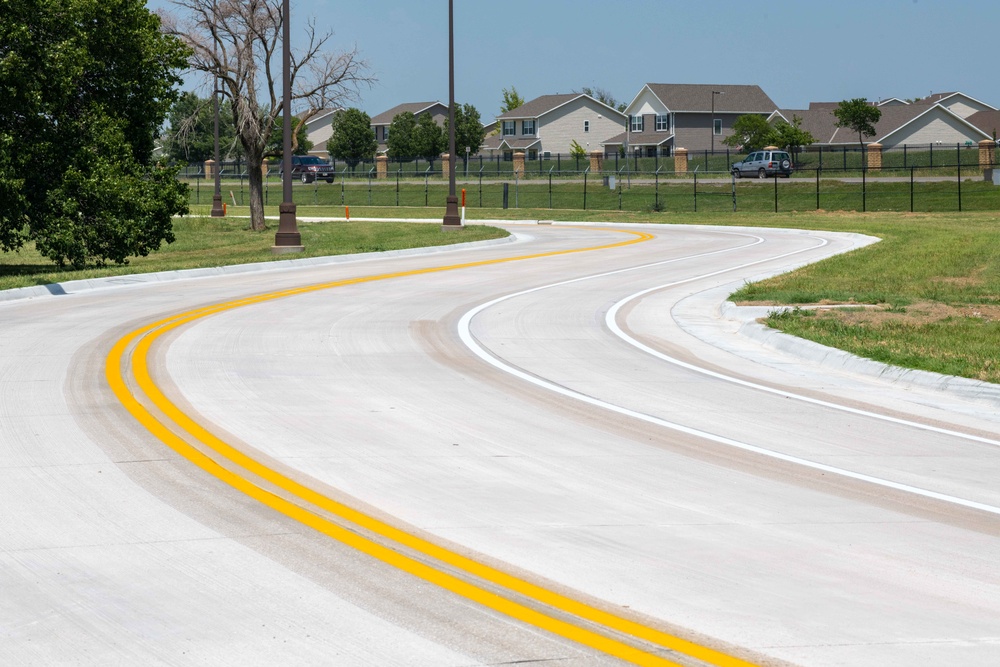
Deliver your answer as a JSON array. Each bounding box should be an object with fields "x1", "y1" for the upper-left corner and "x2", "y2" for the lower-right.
[{"x1": 2, "y1": 222, "x2": 999, "y2": 666}]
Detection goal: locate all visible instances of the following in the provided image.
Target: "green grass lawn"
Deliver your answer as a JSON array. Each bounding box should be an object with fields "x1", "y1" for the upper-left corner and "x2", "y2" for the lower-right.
[{"x1": 4, "y1": 206, "x2": 999, "y2": 384}]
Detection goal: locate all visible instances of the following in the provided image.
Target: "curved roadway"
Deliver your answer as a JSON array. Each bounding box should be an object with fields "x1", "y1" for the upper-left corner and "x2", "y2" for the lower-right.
[{"x1": 2, "y1": 222, "x2": 999, "y2": 666}]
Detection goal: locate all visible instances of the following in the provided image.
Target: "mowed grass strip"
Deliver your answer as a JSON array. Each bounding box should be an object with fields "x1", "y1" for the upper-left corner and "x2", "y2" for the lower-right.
[
  {"x1": 0, "y1": 217, "x2": 508, "y2": 290},
  {"x1": 727, "y1": 211, "x2": 1000, "y2": 384}
]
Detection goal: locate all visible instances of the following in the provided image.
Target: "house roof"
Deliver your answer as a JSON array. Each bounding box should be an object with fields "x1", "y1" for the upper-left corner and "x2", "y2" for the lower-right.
[
  {"x1": 914, "y1": 91, "x2": 996, "y2": 112},
  {"x1": 773, "y1": 103, "x2": 991, "y2": 145},
  {"x1": 370, "y1": 102, "x2": 445, "y2": 125},
  {"x1": 966, "y1": 110, "x2": 1000, "y2": 138},
  {"x1": 497, "y1": 93, "x2": 626, "y2": 120},
  {"x1": 497, "y1": 137, "x2": 542, "y2": 150},
  {"x1": 636, "y1": 83, "x2": 777, "y2": 114}
]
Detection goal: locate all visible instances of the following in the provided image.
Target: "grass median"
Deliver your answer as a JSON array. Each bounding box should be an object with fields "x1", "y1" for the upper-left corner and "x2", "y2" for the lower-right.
[{"x1": 3, "y1": 206, "x2": 998, "y2": 385}]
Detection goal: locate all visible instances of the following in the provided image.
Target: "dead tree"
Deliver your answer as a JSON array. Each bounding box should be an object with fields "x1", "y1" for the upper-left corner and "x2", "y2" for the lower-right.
[{"x1": 163, "y1": 0, "x2": 374, "y2": 230}]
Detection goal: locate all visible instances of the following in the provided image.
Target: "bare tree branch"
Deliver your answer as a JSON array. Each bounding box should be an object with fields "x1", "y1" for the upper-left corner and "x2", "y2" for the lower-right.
[{"x1": 164, "y1": 0, "x2": 375, "y2": 230}]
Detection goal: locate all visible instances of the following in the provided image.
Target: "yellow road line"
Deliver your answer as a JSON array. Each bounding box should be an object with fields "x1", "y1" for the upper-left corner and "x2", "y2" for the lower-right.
[{"x1": 105, "y1": 227, "x2": 757, "y2": 667}]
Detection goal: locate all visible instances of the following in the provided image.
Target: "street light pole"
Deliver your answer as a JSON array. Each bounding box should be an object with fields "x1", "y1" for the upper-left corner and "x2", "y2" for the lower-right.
[
  {"x1": 273, "y1": 0, "x2": 303, "y2": 252},
  {"x1": 441, "y1": 0, "x2": 462, "y2": 230}
]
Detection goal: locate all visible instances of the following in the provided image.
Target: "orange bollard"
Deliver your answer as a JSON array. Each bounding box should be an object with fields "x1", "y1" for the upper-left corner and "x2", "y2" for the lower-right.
[
  {"x1": 222, "y1": 202, "x2": 227, "y2": 216},
  {"x1": 346, "y1": 206, "x2": 350, "y2": 220}
]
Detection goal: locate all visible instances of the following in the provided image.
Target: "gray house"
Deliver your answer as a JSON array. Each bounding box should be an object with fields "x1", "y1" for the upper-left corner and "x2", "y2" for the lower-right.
[
  {"x1": 480, "y1": 93, "x2": 627, "y2": 159},
  {"x1": 369, "y1": 101, "x2": 448, "y2": 154},
  {"x1": 603, "y1": 83, "x2": 777, "y2": 156}
]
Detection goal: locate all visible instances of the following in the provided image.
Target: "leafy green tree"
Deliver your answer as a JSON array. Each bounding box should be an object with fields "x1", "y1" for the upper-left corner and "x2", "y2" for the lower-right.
[
  {"x1": 0, "y1": 0, "x2": 190, "y2": 268},
  {"x1": 412, "y1": 112, "x2": 445, "y2": 162},
  {"x1": 327, "y1": 108, "x2": 376, "y2": 168},
  {"x1": 445, "y1": 104, "x2": 486, "y2": 163},
  {"x1": 834, "y1": 98, "x2": 882, "y2": 151},
  {"x1": 569, "y1": 139, "x2": 587, "y2": 158},
  {"x1": 772, "y1": 115, "x2": 815, "y2": 158},
  {"x1": 500, "y1": 86, "x2": 525, "y2": 114},
  {"x1": 722, "y1": 114, "x2": 777, "y2": 152},
  {"x1": 266, "y1": 116, "x2": 312, "y2": 157},
  {"x1": 386, "y1": 112, "x2": 417, "y2": 160}
]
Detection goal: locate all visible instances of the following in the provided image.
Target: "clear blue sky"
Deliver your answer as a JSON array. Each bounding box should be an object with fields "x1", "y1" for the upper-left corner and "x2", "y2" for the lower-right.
[{"x1": 152, "y1": 0, "x2": 999, "y2": 118}]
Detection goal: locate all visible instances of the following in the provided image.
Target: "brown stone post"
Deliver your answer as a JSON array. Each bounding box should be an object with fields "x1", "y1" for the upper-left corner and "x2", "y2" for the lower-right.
[
  {"x1": 867, "y1": 142, "x2": 883, "y2": 170},
  {"x1": 979, "y1": 139, "x2": 996, "y2": 168},
  {"x1": 376, "y1": 154, "x2": 388, "y2": 179},
  {"x1": 261, "y1": 161, "x2": 269, "y2": 180},
  {"x1": 513, "y1": 151, "x2": 525, "y2": 177},
  {"x1": 589, "y1": 150, "x2": 603, "y2": 173},
  {"x1": 674, "y1": 147, "x2": 688, "y2": 174},
  {"x1": 441, "y1": 153, "x2": 450, "y2": 180},
  {"x1": 204, "y1": 159, "x2": 216, "y2": 181}
]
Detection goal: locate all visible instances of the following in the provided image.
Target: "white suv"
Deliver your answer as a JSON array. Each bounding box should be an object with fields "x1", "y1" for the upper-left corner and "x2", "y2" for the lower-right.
[{"x1": 731, "y1": 150, "x2": 792, "y2": 178}]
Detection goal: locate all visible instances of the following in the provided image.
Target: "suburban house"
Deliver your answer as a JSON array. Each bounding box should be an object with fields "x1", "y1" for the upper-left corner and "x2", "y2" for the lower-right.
[
  {"x1": 480, "y1": 93, "x2": 627, "y2": 159},
  {"x1": 603, "y1": 83, "x2": 777, "y2": 156},
  {"x1": 299, "y1": 107, "x2": 342, "y2": 159},
  {"x1": 369, "y1": 101, "x2": 448, "y2": 154},
  {"x1": 771, "y1": 92, "x2": 997, "y2": 148}
]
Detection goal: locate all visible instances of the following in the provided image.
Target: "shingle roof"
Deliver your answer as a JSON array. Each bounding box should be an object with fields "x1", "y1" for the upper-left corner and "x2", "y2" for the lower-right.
[
  {"x1": 602, "y1": 130, "x2": 674, "y2": 146},
  {"x1": 370, "y1": 102, "x2": 444, "y2": 125},
  {"x1": 643, "y1": 84, "x2": 776, "y2": 113},
  {"x1": 776, "y1": 103, "x2": 991, "y2": 145},
  {"x1": 966, "y1": 110, "x2": 1000, "y2": 137},
  {"x1": 496, "y1": 94, "x2": 581, "y2": 120}
]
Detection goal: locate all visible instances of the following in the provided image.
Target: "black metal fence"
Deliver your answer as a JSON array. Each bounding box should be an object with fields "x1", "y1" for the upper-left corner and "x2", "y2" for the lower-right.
[
  {"x1": 188, "y1": 164, "x2": 1000, "y2": 214},
  {"x1": 177, "y1": 142, "x2": 1000, "y2": 182}
]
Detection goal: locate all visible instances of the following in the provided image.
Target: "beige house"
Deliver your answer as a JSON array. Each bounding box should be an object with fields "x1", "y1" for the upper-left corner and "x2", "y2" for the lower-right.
[
  {"x1": 480, "y1": 93, "x2": 627, "y2": 159},
  {"x1": 299, "y1": 108, "x2": 342, "y2": 159},
  {"x1": 772, "y1": 93, "x2": 996, "y2": 148}
]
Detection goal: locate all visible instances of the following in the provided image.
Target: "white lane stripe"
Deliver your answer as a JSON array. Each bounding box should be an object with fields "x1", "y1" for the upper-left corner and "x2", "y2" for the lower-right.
[
  {"x1": 458, "y1": 228, "x2": 1000, "y2": 517},
  {"x1": 607, "y1": 293, "x2": 1000, "y2": 449}
]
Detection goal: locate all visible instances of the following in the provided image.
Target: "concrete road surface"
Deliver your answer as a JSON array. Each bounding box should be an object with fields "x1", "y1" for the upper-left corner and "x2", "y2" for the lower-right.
[{"x1": 2, "y1": 222, "x2": 999, "y2": 666}]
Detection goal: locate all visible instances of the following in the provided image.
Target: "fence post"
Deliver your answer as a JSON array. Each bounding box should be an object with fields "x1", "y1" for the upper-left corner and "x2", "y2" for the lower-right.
[
  {"x1": 693, "y1": 172, "x2": 697, "y2": 212},
  {"x1": 731, "y1": 170, "x2": 737, "y2": 212},
  {"x1": 957, "y1": 155, "x2": 962, "y2": 212},
  {"x1": 395, "y1": 169, "x2": 400, "y2": 206},
  {"x1": 583, "y1": 168, "x2": 589, "y2": 210},
  {"x1": 816, "y1": 168, "x2": 820, "y2": 210},
  {"x1": 548, "y1": 169, "x2": 552, "y2": 209},
  {"x1": 862, "y1": 167, "x2": 866, "y2": 213},
  {"x1": 910, "y1": 167, "x2": 914, "y2": 212},
  {"x1": 502, "y1": 182, "x2": 508, "y2": 209},
  {"x1": 774, "y1": 170, "x2": 778, "y2": 212}
]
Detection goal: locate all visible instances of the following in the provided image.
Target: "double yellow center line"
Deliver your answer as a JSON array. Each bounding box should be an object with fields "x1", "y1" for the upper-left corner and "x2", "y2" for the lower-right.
[{"x1": 105, "y1": 227, "x2": 756, "y2": 666}]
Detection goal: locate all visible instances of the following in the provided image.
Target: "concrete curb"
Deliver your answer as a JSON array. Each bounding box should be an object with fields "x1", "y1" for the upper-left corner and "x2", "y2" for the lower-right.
[{"x1": 721, "y1": 300, "x2": 1000, "y2": 406}]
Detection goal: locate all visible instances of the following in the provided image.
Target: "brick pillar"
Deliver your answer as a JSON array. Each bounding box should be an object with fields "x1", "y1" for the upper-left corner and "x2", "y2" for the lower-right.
[
  {"x1": 674, "y1": 147, "x2": 688, "y2": 174},
  {"x1": 980, "y1": 139, "x2": 996, "y2": 168},
  {"x1": 261, "y1": 161, "x2": 269, "y2": 180},
  {"x1": 204, "y1": 159, "x2": 216, "y2": 180},
  {"x1": 589, "y1": 150, "x2": 603, "y2": 172},
  {"x1": 441, "y1": 153, "x2": 450, "y2": 179},
  {"x1": 376, "y1": 154, "x2": 388, "y2": 179},
  {"x1": 867, "y1": 142, "x2": 882, "y2": 170},
  {"x1": 513, "y1": 151, "x2": 525, "y2": 177}
]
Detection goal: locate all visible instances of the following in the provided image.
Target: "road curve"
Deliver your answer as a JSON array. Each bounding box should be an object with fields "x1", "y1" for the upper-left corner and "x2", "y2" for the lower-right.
[{"x1": 2, "y1": 222, "x2": 999, "y2": 666}]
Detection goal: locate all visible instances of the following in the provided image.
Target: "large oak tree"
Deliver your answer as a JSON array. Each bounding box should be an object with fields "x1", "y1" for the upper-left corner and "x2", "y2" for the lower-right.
[{"x1": 0, "y1": 0, "x2": 190, "y2": 267}]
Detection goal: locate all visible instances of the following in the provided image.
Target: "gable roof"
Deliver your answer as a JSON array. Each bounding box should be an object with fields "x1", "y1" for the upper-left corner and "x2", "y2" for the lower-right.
[
  {"x1": 966, "y1": 110, "x2": 1000, "y2": 138},
  {"x1": 370, "y1": 101, "x2": 445, "y2": 125},
  {"x1": 773, "y1": 103, "x2": 992, "y2": 145},
  {"x1": 914, "y1": 91, "x2": 997, "y2": 113},
  {"x1": 635, "y1": 83, "x2": 776, "y2": 114},
  {"x1": 497, "y1": 93, "x2": 626, "y2": 120}
]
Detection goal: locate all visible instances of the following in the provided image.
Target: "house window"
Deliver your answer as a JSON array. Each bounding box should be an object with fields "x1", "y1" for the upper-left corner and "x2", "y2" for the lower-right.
[
  {"x1": 630, "y1": 115, "x2": 644, "y2": 132},
  {"x1": 584, "y1": 120, "x2": 590, "y2": 133},
  {"x1": 656, "y1": 114, "x2": 669, "y2": 131},
  {"x1": 383, "y1": 126, "x2": 388, "y2": 140},
  {"x1": 528, "y1": 149, "x2": 538, "y2": 160},
  {"x1": 522, "y1": 120, "x2": 536, "y2": 136},
  {"x1": 502, "y1": 120, "x2": 515, "y2": 136},
  {"x1": 713, "y1": 119, "x2": 722, "y2": 135}
]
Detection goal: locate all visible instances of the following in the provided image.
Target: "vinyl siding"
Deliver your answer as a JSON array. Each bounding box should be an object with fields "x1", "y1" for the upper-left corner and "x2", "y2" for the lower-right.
[
  {"x1": 537, "y1": 98, "x2": 625, "y2": 154},
  {"x1": 880, "y1": 109, "x2": 986, "y2": 147}
]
